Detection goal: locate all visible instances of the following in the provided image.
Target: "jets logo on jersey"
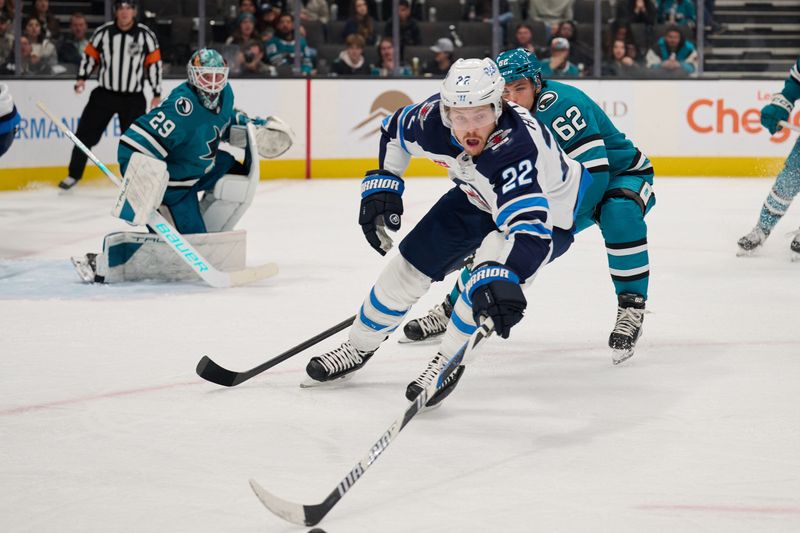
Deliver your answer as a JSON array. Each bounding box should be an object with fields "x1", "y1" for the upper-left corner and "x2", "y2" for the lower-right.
[
  {"x1": 418, "y1": 100, "x2": 437, "y2": 129},
  {"x1": 175, "y1": 97, "x2": 193, "y2": 117},
  {"x1": 537, "y1": 91, "x2": 558, "y2": 112},
  {"x1": 486, "y1": 128, "x2": 512, "y2": 151}
]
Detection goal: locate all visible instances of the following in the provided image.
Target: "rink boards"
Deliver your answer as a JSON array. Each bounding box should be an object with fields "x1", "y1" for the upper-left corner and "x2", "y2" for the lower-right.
[{"x1": 0, "y1": 78, "x2": 797, "y2": 189}]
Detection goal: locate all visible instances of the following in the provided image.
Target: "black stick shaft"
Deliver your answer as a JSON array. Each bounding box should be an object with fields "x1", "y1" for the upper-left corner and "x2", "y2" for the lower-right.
[{"x1": 197, "y1": 315, "x2": 356, "y2": 386}]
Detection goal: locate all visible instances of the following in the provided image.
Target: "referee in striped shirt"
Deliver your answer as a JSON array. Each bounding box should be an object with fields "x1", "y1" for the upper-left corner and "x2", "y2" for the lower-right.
[{"x1": 59, "y1": 1, "x2": 162, "y2": 190}]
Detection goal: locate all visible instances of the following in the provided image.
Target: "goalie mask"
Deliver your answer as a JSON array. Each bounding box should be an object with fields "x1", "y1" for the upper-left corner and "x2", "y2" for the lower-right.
[
  {"x1": 187, "y1": 49, "x2": 229, "y2": 111},
  {"x1": 439, "y1": 58, "x2": 505, "y2": 131}
]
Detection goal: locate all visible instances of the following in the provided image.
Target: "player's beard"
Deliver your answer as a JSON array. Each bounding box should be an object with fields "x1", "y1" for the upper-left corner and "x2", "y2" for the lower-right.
[{"x1": 457, "y1": 129, "x2": 488, "y2": 156}]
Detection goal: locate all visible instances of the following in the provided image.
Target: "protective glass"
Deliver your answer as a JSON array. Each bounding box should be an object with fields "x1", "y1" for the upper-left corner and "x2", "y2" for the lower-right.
[{"x1": 446, "y1": 106, "x2": 497, "y2": 130}]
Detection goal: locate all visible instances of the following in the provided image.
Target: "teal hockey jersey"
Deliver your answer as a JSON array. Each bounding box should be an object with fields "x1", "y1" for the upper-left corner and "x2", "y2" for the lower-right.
[
  {"x1": 533, "y1": 80, "x2": 652, "y2": 215},
  {"x1": 778, "y1": 56, "x2": 800, "y2": 103},
  {"x1": 118, "y1": 82, "x2": 236, "y2": 183}
]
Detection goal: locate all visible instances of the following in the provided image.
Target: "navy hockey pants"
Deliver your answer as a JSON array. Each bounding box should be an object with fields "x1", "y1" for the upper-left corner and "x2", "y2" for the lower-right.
[{"x1": 399, "y1": 186, "x2": 574, "y2": 282}]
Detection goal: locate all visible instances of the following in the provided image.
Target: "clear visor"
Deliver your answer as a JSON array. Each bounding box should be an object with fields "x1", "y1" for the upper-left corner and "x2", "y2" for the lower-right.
[
  {"x1": 446, "y1": 105, "x2": 497, "y2": 130},
  {"x1": 189, "y1": 65, "x2": 229, "y2": 95}
]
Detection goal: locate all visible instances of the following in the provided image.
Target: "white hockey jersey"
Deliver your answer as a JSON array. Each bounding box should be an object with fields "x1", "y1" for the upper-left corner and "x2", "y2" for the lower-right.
[{"x1": 379, "y1": 94, "x2": 591, "y2": 281}]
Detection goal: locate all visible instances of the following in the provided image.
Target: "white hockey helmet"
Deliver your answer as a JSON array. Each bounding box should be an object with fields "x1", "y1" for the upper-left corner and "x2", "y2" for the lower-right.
[{"x1": 439, "y1": 57, "x2": 505, "y2": 129}]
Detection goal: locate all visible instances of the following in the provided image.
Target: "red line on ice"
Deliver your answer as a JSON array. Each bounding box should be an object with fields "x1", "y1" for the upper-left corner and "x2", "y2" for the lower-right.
[
  {"x1": 636, "y1": 504, "x2": 800, "y2": 515},
  {"x1": 0, "y1": 379, "x2": 203, "y2": 416}
]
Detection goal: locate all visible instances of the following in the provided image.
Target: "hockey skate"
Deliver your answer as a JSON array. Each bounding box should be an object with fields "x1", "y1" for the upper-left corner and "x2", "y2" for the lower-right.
[
  {"x1": 405, "y1": 352, "x2": 466, "y2": 409},
  {"x1": 399, "y1": 297, "x2": 453, "y2": 344},
  {"x1": 301, "y1": 341, "x2": 376, "y2": 388},
  {"x1": 70, "y1": 253, "x2": 104, "y2": 283},
  {"x1": 609, "y1": 293, "x2": 645, "y2": 365},
  {"x1": 737, "y1": 225, "x2": 769, "y2": 256},
  {"x1": 789, "y1": 229, "x2": 800, "y2": 261},
  {"x1": 58, "y1": 176, "x2": 79, "y2": 192}
]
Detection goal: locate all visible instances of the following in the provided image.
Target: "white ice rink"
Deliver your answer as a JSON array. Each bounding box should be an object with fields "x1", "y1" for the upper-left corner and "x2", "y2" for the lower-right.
[{"x1": 1, "y1": 177, "x2": 799, "y2": 533}]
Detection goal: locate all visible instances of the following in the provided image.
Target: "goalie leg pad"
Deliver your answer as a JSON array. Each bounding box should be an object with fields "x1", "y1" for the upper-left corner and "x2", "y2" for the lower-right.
[
  {"x1": 199, "y1": 147, "x2": 259, "y2": 232},
  {"x1": 96, "y1": 230, "x2": 247, "y2": 283},
  {"x1": 112, "y1": 152, "x2": 169, "y2": 226}
]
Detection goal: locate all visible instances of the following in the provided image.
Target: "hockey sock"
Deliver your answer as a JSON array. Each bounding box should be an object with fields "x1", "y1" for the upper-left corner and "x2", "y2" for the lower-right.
[
  {"x1": 350, "y1": 255, "x2": 431, "y2": 352},
  {"x1": 600, "y1": 197, "x2": 650, "y2": 300}
]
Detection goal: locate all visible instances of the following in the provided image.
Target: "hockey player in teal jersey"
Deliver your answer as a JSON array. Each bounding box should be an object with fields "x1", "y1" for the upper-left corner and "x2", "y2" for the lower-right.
[
  {"x1": 403, "y1": 49, "x2": 655, "y2": 365},
  {"x1": 70, "y1": 48, "x2": 294, "y2": 283},
  {"x1": 737, "y1": 57, "x2": 800, "y2": 259},
  {"x1": 118, "y1": 48, "x2": 261, "y2": 234}
]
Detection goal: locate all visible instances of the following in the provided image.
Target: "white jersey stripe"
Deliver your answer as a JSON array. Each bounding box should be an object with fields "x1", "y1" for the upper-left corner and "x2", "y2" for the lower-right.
[
  {"x1": 128, "y1": 124, "x2": 168, "y2": 157},
  {"x1": 606, "y1": 244, "x2": 648, "y2": 256},
  {"x1": 120, "y1": 135, "x2": 158, "y2": 159},
  {"x1": 567, "y1": 139, "x2": 604, "y2": 159},
  {"x1": 609, "y1": 265, "x2": 650, "y2": 277}
]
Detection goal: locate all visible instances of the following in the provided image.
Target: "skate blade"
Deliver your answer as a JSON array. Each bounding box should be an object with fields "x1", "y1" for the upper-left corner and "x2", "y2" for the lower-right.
[
  {"x1": 736, "y1": 246, "x2": 761, "y2": 257},
  {"x1": 299, "y1": 373, "x2": 354, "y2": 389},
  {"x1": 70, "y1": 256, "x2": 95, "y2": 283},
  {"x1": 397, "y1": 333, "x2": 445, "y2": 345},
  {"x1": 612, "y1": 349, "x2": 635, "y2": 365}
]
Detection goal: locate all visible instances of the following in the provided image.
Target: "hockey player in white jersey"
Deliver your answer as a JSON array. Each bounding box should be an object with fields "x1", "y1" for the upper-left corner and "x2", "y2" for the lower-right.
[{"x1": 302, "y1": 58, "x2": 592, "y2": 406}]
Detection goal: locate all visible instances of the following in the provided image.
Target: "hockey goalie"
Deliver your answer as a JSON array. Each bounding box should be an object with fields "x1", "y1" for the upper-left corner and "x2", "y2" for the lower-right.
[{"x1": 72, "y1": 48, "x2": 295, "y2": 284}]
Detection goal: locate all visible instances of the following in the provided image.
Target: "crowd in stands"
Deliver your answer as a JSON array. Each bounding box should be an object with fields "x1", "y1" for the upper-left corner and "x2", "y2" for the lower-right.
[{"x1": 0, "y1": 0, "x2": 716, "y2": 78}]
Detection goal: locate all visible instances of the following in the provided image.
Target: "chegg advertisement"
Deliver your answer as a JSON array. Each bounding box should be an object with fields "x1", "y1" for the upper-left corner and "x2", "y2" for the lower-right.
[{"x1": 0, "y1": 78, "x2": 793, "y2": 187}]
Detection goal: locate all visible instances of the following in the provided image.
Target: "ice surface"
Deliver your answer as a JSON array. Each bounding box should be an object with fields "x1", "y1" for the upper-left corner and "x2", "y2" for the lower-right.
[{"x1": 1, "y1": 178, "x2": 799, "y2": 532}]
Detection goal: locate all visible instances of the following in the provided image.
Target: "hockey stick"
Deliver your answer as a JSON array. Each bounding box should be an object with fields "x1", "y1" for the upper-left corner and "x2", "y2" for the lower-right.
[
  {"x1": 196, "y1": 314, "x2": 357, "y2": 386},
  {"x1": 37, "y1": 102, "x2": 278, "y2": 288},
  {"x1": 778, "y1": 120, "x2": 800, "y2": 133},
  {"x1": 249, "y1": 318, "x2": 494, "y2": 526}
]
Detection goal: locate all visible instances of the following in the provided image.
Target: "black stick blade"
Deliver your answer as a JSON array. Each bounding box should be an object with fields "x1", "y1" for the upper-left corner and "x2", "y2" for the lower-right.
[{"x1": 196, "y1": 356, "x2": 241, "y2": 387}]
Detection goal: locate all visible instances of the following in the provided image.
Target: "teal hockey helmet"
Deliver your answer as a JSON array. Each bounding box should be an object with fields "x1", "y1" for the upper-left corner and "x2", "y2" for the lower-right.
[
  {"x1": 496, "y1": 48, "x2": 542, "y2": 87},
  {"x1": 187, "y1": 48, "x2": 229, "y2": 110}
]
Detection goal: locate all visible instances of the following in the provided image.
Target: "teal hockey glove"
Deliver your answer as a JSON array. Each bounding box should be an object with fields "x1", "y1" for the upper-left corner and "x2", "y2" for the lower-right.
[{"x1": 760, "y1": 93, "x2": 793, "y2": 135}]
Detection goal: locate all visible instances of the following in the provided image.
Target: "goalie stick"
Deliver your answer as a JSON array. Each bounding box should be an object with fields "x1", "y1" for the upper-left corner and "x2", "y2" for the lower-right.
[
  {"x1": 248, "y1": 318, "x2": 495, "y2": 526},
  {"x1": 37, "y1": 102, "x2": 277, "y2": 288},
  {"x1": 196, "y1": 314, "x2": 356, "y2": 386}
]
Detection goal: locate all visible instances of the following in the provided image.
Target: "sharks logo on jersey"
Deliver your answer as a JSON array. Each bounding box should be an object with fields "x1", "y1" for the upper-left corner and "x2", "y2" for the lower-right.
[
  {"x1": 175, "y1": 97, "x2": 193, "y2": 116},
  {"x1": 537, "y1": 91, "x2": 558, "y2": 112}
]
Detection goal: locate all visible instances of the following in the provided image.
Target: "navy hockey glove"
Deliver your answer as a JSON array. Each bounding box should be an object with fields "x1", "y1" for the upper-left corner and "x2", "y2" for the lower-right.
[
  {"x1": 466, "y1": 263, "x2": 526, "y2": 339},
  {"x1": 760, "y1": 93, "x2": 793, "y2": 135},
  {"x1": 359, "y1": 170, "x2": 404, "y2": 255}
]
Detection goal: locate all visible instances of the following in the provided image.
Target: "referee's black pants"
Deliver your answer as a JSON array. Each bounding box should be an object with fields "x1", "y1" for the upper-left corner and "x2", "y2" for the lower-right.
[{"x1": 68, "y1": 87, "x2": 146, "y2": 180}]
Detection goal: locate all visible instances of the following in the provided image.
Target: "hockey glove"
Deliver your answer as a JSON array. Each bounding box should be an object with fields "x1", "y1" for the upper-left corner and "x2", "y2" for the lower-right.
[
  {"x1": 466, "y1": 262, "x2": 526, "y2": 339},
  {"x1": 760, "y1": 93, "x2": 793, "y2": 135},
  {"x1": 359, "y1": 170, "x2": 404, "y2": 255}
]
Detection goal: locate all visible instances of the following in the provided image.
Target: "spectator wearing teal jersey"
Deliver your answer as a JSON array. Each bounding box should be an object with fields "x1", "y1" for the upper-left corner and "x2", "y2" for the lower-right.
[
  {"x1": 657, "y1": 0, "x2": 696, "y2": 27},
  {"x1": 540, "y1": 37, "x2": 580, "y2": 77},
  {"x1": 645, "y1": 25, "x2": 697, "y2": 77},
  {"x1": 265, "y1": 13, "x2": 314, "y2": 75}
]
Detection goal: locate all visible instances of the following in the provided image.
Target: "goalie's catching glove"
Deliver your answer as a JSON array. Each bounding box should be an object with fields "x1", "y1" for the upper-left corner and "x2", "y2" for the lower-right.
[
  {"x1": 466, "y1": 262, "x2": 526, "y2": 339},
  {"x1": 359, "y1": 170, "x2": 404, "y2": 255}
]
